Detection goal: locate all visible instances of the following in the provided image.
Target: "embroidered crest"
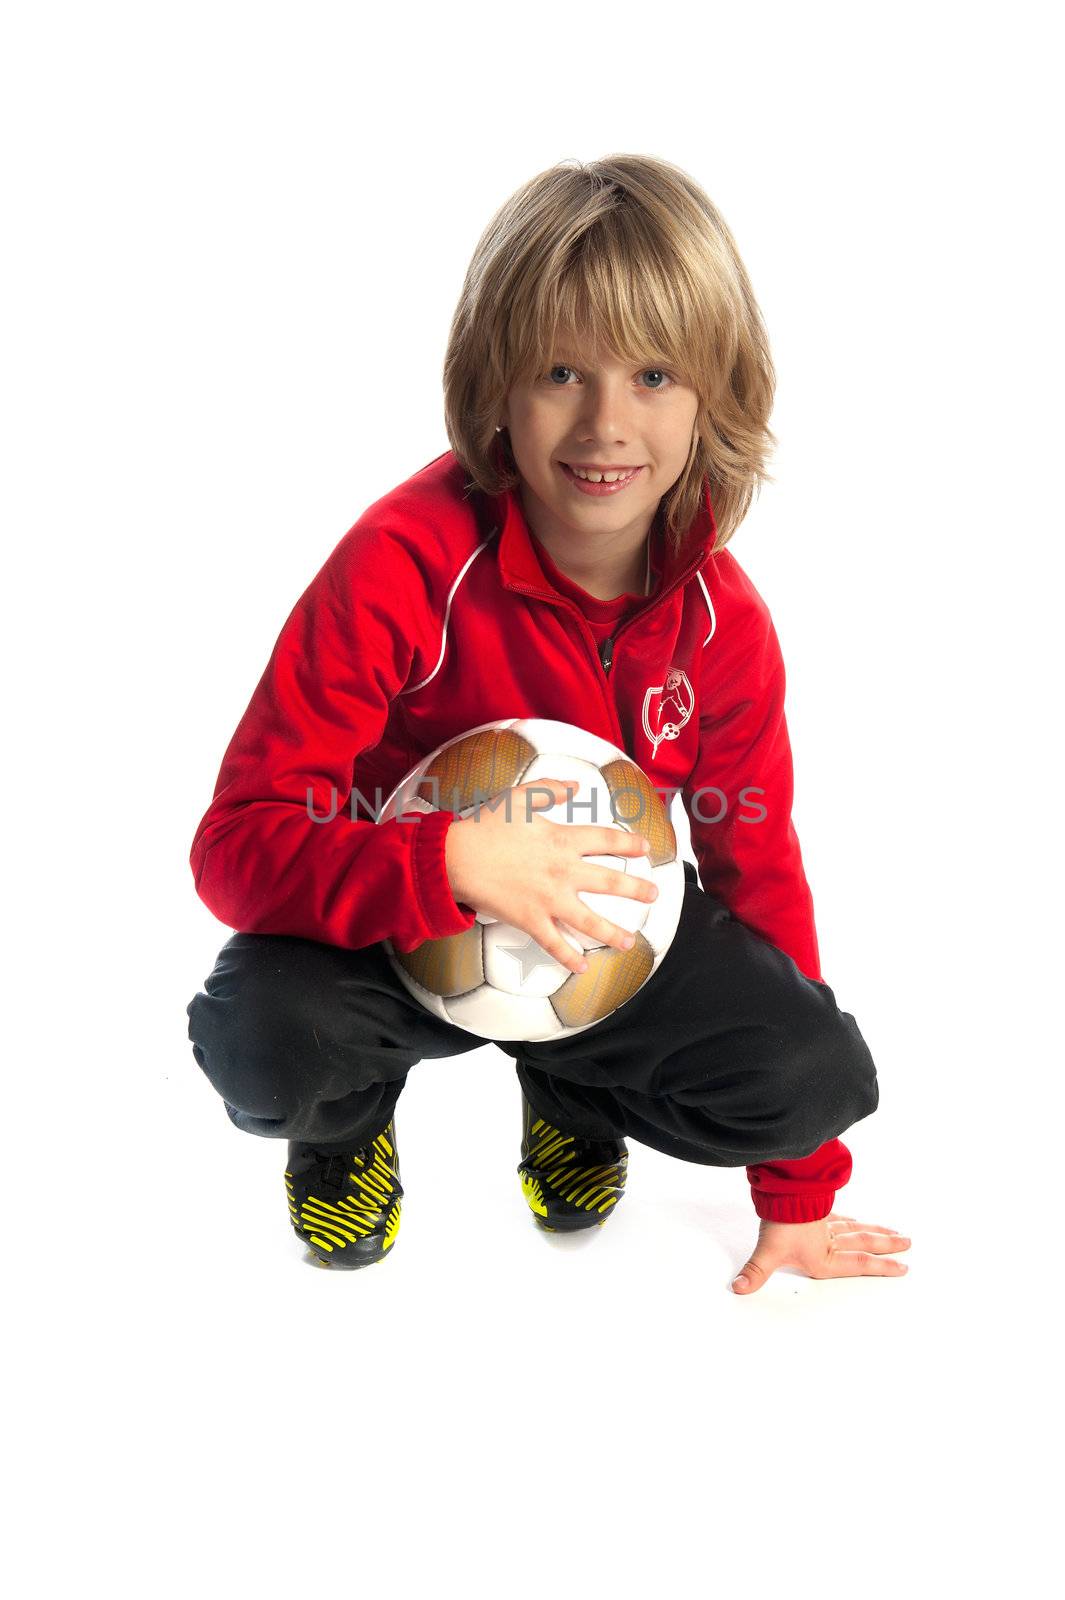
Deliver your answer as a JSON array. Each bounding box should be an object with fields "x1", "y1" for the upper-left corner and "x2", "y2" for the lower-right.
[{"x1": 641, "y1": 667, "x2": 694, "y2": 759}]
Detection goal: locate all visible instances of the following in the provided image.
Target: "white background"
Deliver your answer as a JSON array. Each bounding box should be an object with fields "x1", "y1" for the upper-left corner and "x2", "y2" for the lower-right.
[{"x1": 4, "y1": 1, "x2": 1060, "y2": 1593}]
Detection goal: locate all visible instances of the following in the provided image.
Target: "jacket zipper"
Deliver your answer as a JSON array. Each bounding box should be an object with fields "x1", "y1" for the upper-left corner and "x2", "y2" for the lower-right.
[
  {"x1": 600, "y1": 549, "x2": 712, "y2": 676},
  {"x1": 596, "y1": 551, "x2": 710, "y2": 677},
  {"x1": 506, "y1": 551, "x2": 709, "y2": 683},
  {"x1": 501, "y1": 554, "x2": 708, "y2": 756}
]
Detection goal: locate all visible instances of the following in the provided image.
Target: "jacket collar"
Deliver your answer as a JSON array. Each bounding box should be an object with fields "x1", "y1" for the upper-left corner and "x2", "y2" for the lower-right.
[{"x1": 488, "y1": 441, "x2": 718, "y2": 600}]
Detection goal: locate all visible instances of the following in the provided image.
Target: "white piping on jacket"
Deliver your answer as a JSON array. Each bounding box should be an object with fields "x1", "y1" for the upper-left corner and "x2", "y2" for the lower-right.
[
  {"x1": 400, "y1": 532, "x2": 496, "y2": 695},
  {"x1": 696, "y1": 570, "x2": 717, "y2": 646},
  {"x1": 401, "y1": 529, "x2": 717, "y2": 697}
]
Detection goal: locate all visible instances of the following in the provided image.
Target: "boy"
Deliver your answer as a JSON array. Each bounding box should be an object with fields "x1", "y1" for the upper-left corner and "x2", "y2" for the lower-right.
[{"x1": 186, "y1": 154, "x2": 910, "y2": 1291}]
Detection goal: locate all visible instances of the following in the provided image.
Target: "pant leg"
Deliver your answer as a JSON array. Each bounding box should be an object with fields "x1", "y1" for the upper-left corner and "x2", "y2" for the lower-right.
[
  {"x1": 186, "y1": 931, "x2": 486, "y2": 1150},
  {"x1": 497, "y1": 861, "x2": 879, "y2": 1166}
]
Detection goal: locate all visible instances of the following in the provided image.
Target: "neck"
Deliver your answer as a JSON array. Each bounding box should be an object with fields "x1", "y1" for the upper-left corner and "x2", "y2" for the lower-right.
[{"x1": 520, "y1": 487, "x2": 656, "y2": 600}]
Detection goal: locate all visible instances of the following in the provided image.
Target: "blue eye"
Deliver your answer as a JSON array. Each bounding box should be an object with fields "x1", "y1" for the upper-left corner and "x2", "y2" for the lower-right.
[{"x1": 545, "y1": 365, "x2": 675, "y2": 390}]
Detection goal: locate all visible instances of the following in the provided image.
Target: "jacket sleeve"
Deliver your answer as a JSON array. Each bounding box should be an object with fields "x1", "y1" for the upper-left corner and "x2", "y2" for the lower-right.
[
  {"x1": 189, "y1": 520, "x2": 478, "y2": 954},
  {"x1": 681, "y1": 550, "x2": 851, "y2": 1223}
]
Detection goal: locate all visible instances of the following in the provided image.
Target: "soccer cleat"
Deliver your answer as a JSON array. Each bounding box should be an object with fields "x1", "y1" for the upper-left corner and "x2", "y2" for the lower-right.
[
  {"x1": 517, "y1": 1091, "x2": 628, "y2": 1232},
  {"x1": 284, "y1": 1119, "x2": 403, "y2": 1269}
]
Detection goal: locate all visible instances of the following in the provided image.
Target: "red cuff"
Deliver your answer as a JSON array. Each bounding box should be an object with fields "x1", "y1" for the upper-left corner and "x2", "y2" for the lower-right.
[
  {"x1": 751, "y1": 1190, "x2": 836, "y2": 1223},
  {"x1": 409, "y1": 808, "x2": 479, "y2": 944},
  {"x1": 747, "y1": 1139, "x2": 852, "y2": 1223}
]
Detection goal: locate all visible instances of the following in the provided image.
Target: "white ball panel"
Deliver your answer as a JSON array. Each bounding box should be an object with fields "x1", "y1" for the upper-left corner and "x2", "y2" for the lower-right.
[
  {"x1": 575, "y1": 889, "x2": 648, "y2": 938},
  {"x1": 444, "y1": 985, "x2": 562, "y2": 1041},
  {"x1": 517, "y1": 756, "x2": 618, "y2": 833},
  {"x1": 482, "y1": 921, "x2": 569, "y2": 998},
  {"x1": 510, "y1": 719, "x2": 625, "y2": 771},
  {"x1": 393, "y1": 793, "x2": 435, "y2": 820}
]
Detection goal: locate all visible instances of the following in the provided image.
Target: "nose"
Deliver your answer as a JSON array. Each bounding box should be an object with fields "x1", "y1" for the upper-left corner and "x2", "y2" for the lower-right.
[{"x1": 575, "y1": 376, "x2": 635, "y2": 446}]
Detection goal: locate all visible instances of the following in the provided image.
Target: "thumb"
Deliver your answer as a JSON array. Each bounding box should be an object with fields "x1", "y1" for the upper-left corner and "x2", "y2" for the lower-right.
[{"x1": 732, "y1": 1254, "x2": 774, "y2": 1295}]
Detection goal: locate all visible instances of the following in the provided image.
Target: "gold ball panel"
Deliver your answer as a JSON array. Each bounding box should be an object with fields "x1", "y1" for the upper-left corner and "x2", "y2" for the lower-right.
[
  {"x1": 393, "y1": 921, "x2": 484, "y2": 998},
  {"x1": 550, "y1": 930, "x2": 655, "y2": 1030},
  {"x1": 600, "y1": 759, "x2": 677, "y2": 867},
  {"x1": 415, "y1": 729, "x2": 537, "y2": 811}
]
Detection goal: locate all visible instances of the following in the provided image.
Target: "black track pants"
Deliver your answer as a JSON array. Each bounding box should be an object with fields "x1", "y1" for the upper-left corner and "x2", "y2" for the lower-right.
[{"x1": 186, "y1": 863, "x2": 878, "y2": 1165}]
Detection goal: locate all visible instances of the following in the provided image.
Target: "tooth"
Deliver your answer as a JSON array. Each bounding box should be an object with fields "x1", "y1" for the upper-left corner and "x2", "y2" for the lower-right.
[{"x1": 567, "y1": 463, "x2": 639, "y2": 483}]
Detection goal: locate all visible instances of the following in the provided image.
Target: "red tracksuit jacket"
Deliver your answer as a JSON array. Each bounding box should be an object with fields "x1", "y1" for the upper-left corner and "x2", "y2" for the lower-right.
[{"x1": 190, "y1": 447, "x2": 854, "y2": 1222}]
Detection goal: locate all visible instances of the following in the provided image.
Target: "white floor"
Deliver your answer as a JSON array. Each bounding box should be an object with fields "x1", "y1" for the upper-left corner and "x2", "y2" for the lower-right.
[
  {"x1": 9, "y1": 7, "x2": 1058, "y2": 1586},
  {"x1": 16, "y1": 998, "x2": 1052, "y2": 1598}
]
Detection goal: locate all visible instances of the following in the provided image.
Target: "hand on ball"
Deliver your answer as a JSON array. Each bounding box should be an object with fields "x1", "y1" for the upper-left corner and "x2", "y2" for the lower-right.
[{"x1": 444, "y1": 778, "x2": 658, "y2": 977}]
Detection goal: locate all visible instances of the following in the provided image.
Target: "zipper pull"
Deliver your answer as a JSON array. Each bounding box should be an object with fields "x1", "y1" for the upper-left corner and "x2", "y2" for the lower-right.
[{"x1": 599, "y1": 634, "x2": 614, "y2": 674}]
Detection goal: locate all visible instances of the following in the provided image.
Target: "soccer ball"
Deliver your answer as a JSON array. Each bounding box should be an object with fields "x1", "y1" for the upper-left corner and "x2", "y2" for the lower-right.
[{"x1": 379, "y1": 718, "x2": 685, "y2": 1042}]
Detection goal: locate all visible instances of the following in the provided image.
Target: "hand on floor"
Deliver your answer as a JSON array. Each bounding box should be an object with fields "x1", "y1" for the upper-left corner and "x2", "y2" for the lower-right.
[{"x1": 731, "y1": 1212, "x2": 911, "y2": 1294}]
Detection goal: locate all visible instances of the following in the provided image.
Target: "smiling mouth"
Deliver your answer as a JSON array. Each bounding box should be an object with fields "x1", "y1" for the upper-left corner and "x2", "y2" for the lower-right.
[{"x1": 559, "y1": 462, "x2": 645, "y2": 494}]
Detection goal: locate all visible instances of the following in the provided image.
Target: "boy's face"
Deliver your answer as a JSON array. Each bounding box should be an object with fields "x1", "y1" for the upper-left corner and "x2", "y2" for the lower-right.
[{"x1": 499, "y1": 338, "x2": 700, "y2": 556}]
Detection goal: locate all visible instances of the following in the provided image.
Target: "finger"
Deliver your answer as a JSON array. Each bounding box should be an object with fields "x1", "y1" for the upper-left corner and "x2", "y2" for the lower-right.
[
  {"x1": 587, "y1": 866, "x2": 660, "y2": 904},
  {"x1": 538, "y1": 919, "x2": 588, "y2": 976},
  {"x1": 820, "y1": 1251, "x2": 909, "y2": 1278},
  {"x1": 576, "y1": 827, "x2": 651, "y2": 856},
  {"x1": 568, "y1": 902, "x2": 639, "y2": 953},
  {"x1": 830, "y1": 1230, "x2": 911, "y2": 1253},
  {"x1": 830, "y1": 1221, "x2": 907, "y2": 1240},
  {"x1": 828, "y1": 1213, "x2": 906, "y2": 1238}
]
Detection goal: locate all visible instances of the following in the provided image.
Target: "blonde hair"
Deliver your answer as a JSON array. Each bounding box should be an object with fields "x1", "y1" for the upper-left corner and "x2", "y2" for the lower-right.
[{"x1": 442, "y1": 153, "x2": 777, "y2": 558}]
